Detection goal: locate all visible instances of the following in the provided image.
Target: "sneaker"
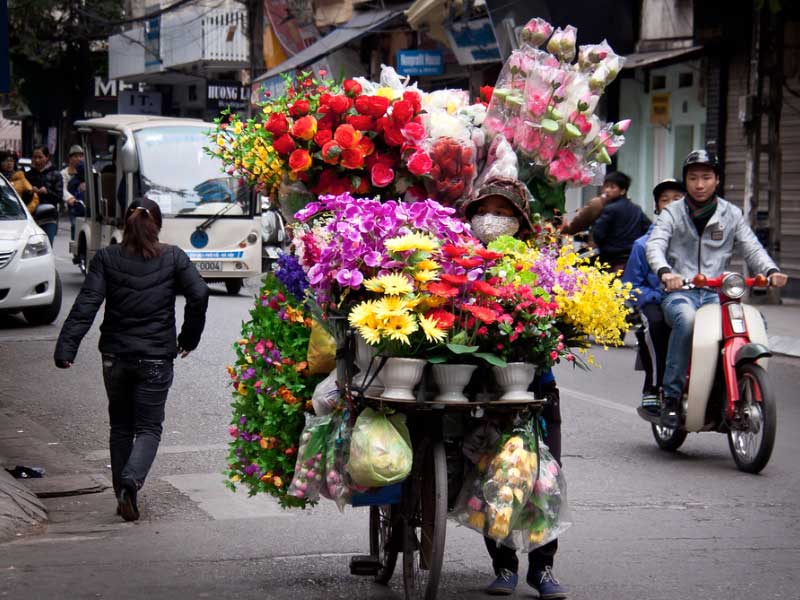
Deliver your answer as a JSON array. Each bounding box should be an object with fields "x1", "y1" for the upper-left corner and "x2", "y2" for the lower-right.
[
  {"x1": 641, "y1": 391, "x2": 660, "y2": 415},
  {"x1": 528, "y1": 566, "x2": 568, "y2": 599},
  {"x1": 660, "y1": 397, "x2": 681, "y2": 429},
  {"x1": 485, "y1": 569, "x2": 518, "y2": 596},
  {"x1": 117, "y1": 479, "x2": 140, "y2": 522}
]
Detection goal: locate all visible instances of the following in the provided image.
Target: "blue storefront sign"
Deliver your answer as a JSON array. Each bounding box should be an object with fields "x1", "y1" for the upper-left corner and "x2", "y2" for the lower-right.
[
  {"x1": 396, "y1": 50, "x2": 444, "y2": 77},
  {"x1": 447, "y1": 18, "x2": 501, "y2": 65}
]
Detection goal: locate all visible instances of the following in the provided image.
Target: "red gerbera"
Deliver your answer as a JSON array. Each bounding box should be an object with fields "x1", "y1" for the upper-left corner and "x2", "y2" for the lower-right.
[
  {"x1": 472, "y1": 280, "x2": 500, "y2": 296},
  {"x1": 462, "y1": 305, "x2": 498, "y2": 324},
  {"x1": 441, "y1": 244, "x2": 468, "y2": 257},
  {"x1": 475, "y1": 248, "x2": 505, "y2": 261},
  {"x1": 427, "y1": 282, "x2": 460, "y2": 298},
  {"x1": 427, "y1": 309, "x2": 456, "y2": 330},
  {"x1": 441, "y1": 273, "x2": 468, "y2": 286},
  {"x1": 454, "y1": 256, "x2": 484, "y2": 269}
]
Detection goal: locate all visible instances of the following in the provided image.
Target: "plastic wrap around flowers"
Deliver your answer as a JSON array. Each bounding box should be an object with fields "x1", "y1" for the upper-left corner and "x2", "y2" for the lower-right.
[
  {"x1": 291, "y1": 193, "x2": 469, "y2": 310},
  {"x1": 483, "y1": 17, "x2": 630, "y2": 193}
]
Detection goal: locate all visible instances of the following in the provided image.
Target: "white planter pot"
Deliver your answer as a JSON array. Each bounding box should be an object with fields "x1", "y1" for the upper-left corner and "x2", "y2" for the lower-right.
[
  {"x1": 432, "y1": 364, "x2": 477, "y2": 403},
  {"x1": 354, "y1": 336, "x2": 384, "y2": 395},
  {"x1": 492, "y1": 363, "x2": 536, "y2": 401},
  {"x1": 380, "y1": 357, "x2": 426, "y2": 401}
]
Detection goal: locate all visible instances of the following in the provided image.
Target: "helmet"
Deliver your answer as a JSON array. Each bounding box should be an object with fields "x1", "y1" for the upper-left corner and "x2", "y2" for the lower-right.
[
  {"x1": 462, "y1": 177, "x2": 534, "y2": 238},
  {"x1": 652, "y1": 179, "x2": 684, "y2": 205},
  {"x1": 682, "y1": 150, "x2": 720, "y2": 181}
]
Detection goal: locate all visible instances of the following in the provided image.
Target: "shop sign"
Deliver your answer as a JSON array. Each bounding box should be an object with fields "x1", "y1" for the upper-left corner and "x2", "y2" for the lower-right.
[
  {"x1": 118, "y1": 90, "x2": 162, "y2": 115},
  {"x1": 144, "y1": 8, "x2": 161, "y2": 71},
  {"x1": 650, "y1": 92, "x2": 671, "y2": 126},
  {"x1": 447, "y1": 18, "x2": 501, "y2": 65},
  {"x1": 207, "y1": 81, "x2": 249, "y2": 111},
  {"x1": 396, "y1": 50, "x2": 444, "y2": 76}
]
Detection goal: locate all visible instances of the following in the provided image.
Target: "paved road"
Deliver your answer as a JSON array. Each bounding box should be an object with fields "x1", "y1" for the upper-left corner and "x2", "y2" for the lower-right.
[{"x1": 1, "y1": 237, "x2": 799, "y2": 599}]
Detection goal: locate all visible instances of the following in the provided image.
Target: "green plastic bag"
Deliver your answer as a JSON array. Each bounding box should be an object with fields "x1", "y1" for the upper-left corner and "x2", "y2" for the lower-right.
[{"x1": 347, "y1": 408, "x2": 413, "y2": 487}]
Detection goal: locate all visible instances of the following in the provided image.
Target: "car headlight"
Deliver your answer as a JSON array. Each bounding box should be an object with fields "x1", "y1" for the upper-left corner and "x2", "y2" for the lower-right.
[
  {"x1": 721, "y1": 273, "x2": 746, "y2": 299},
  {"x1": 22, "y1": 234, "x2": 50, "y2": 259}
]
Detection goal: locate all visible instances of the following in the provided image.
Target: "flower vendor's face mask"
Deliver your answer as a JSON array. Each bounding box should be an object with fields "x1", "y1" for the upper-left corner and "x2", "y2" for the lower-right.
[{"x1": 470, "y1": 213, "x2": 520, "y2": 243}]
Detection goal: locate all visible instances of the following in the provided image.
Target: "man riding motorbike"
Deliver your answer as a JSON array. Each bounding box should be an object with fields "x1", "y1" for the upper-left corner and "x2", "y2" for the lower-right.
[{"x1": 645, "y1": 150, "x2": 788, "y2": 428}]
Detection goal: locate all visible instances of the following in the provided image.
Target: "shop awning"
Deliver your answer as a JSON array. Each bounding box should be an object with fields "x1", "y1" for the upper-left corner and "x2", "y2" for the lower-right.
[
  {"x1": 254, "y1": 8, "x2": 406, "y2": 83},
  {"x1": 622, "y1": 45, "x2": 703, "y2": 70}
]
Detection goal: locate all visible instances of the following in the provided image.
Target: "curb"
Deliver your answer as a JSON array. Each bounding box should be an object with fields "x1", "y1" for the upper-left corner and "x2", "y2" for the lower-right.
[{"x1": 0, "y1": 466, "x2": 47, "y2": 543}]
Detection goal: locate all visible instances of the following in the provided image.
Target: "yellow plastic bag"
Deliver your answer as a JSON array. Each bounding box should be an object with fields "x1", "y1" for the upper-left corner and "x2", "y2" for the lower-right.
[
  {"x1": 307, "y1": 320, "x2": 336, "y2": 375},
  {"x1": 347, "y1": 408, "x2": 412, "y2": 487}
]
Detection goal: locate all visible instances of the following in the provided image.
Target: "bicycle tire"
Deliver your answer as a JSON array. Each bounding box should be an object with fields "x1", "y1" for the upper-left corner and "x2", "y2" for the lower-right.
[{"x1": 369, "y1": 504, "x2": 399, "y2": 584}]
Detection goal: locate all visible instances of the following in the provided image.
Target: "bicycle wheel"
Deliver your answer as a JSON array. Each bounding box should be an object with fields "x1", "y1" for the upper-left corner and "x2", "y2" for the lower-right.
[
  {"x1": 369, "y1": 504, "x2": 399, "y2": 584},
  {"x1": 402, "y1": 438, "x2": 447, "y2": 600}
]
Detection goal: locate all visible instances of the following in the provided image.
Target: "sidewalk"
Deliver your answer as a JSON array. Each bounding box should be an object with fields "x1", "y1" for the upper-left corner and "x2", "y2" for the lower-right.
[{"x1": 0, "y1": 408, "x2": 109, "y2": 543}]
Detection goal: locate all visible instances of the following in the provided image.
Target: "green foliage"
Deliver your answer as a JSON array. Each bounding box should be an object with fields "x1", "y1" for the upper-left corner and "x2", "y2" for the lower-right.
[{"x1": 225, "y1": 274, "x2": 324, "y2": 509}]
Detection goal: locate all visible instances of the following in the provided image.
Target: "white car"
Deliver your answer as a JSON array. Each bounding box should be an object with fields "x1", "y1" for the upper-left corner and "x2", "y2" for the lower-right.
[{"x1": 0, "y1": 174, "x2": 62, "y2": 325}]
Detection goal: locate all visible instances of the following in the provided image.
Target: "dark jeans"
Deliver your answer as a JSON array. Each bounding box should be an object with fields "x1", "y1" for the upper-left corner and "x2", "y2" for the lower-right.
[
  {"x1": 636, "y1": 302, "x2": 670, "y2": 394},
  {"x1": 485, "y1": 384, "x2": 562, "y2": 575},
  {"x1": 102, "y1": 354, "x2": 174, "y2": 495},
  {"x1": 40, "y1": 222, "x2": 57, "y2": 246}
]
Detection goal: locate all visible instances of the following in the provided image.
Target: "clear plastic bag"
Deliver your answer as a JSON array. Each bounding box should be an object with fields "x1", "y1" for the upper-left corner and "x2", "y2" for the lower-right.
[
  {"x1": 475, "y1": 134, "x2": 519, "y2": 188},
  {"x1": 347, "y1": 408, "x2": 413, "y2": 487},
  {"x1": 307, "y1": 320, "x2": 337, "y2": 375},
  {"x1": 423, "y1": 136, "x2": 478, "y2": 206},
  {"x1": 311, "y1": 370, "x2": 339, "y2": 416},
  {"x1": 287, "y1": 414, "x2": 334, "y2": 502},
  {"x1": 321, "y1": 411, "x2": 356, "y2": 511},
  {"x1": 511, "y1": 445, "x2": 571, "y2": 551}
]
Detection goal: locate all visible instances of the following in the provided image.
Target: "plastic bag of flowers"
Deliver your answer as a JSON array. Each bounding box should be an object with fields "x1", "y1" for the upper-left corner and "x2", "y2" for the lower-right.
[
  {"x1": 287, "y1": 414, "x2": 335, "y2": 502},
  {"x1": 321, "y1": 411, "x2": 364, "y2": 511},
  {"x1": 452, "y1": 424, "x2": 539, "y2": 543},
  {"x1": 347, "y1": 407, "x2": 412, "y2": 487},
  {"x1": 508, "y1": 444, "x2": 571, "y2": 551}
]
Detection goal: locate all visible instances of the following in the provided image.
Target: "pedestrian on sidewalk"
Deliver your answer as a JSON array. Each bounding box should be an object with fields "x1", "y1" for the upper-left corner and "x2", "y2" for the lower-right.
[{"x1": 53, "y1": 198, "x2": 209, "y2": 522}]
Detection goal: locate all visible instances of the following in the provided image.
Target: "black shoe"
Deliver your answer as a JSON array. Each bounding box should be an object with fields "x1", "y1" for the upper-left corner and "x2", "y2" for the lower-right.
[
  {"x1": 117, "y1": 480, "x2": 140, "y2": 522},
  {"x1": 660, "y1": 397, "x2": 681, "y2": 429}
]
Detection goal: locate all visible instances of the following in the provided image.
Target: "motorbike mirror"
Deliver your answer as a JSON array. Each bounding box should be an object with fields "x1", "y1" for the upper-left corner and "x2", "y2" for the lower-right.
[
  {"x1": 754, "y1": 274, "x2": 769, "y2": 287},
  {"x1": 119, "y1": 136, "x2": 138, "y2": 173},
  {"x1": 692, "y1": 274, "x2": 707, "y2": 288}
]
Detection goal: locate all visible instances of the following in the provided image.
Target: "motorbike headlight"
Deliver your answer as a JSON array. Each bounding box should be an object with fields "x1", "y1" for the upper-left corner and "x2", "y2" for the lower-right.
[
  {"x1": 721, "y1": 273, "x2": 746, "y2": 299},
  {"x1": 22, "y1": 234, "x2": 50, "y2": 259}
]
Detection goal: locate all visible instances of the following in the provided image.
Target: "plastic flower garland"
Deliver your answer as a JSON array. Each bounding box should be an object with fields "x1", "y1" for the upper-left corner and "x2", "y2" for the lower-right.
[{"x1": 226, "y1": 274, "x2": 323, "y2": 508}]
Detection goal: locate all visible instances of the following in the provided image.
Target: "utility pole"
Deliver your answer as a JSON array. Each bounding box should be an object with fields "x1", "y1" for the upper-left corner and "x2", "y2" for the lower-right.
[{"x1": 246, "y1": 0, "x2": 265, "y2": 117}]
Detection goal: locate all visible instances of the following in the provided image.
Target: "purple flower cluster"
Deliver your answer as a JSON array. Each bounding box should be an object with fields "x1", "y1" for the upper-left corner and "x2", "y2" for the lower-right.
[
  {"x1": 293, "y1": 193, "x2": 469, "y2": 306},
  {"x1": 275, "y1": 253, "x2": 309, "y2": 301},
  {"x1": 529, "y1": 248, "x2": 584, "y2": 295}
]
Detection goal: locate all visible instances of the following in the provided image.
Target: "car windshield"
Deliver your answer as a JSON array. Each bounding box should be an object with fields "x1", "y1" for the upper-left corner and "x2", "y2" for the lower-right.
[
  {"x1": 0, "y1": 177, "x2": 26, "y2": 220},
  {"x1": 134, "y1": 126, "x2": 251, "y2": 218}
]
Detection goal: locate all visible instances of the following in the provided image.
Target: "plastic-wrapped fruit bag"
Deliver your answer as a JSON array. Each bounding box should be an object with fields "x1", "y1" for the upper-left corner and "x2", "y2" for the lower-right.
[
  {"x1": 511, "y1": 445, "x2": 571, "y2": 551},
  {"x1": 347, "y1": 407, "x2": 412, "y2": 487},
  {"x1": 287, "y1": 414, "x2": 333, "y2": 502},
  {"x1": 322, "y1": 411, "x2": 361, "y2": 511}
]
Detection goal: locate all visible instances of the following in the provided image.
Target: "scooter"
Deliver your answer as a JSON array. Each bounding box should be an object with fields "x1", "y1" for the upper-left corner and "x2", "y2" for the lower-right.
[{"x1": 636, "y1": 272, "x2": 776, "y2": 474}]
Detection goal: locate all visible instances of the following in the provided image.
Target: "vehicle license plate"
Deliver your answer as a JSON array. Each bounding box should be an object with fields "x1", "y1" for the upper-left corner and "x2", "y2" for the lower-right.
[{"x1": 196, "y1": 261, "x2": 223, "y2": 271}]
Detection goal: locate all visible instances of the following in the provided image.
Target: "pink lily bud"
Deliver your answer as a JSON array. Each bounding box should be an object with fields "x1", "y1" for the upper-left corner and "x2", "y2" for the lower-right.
[{"x1": 613, "y1": 119, "x2": 632, "y2": 134}]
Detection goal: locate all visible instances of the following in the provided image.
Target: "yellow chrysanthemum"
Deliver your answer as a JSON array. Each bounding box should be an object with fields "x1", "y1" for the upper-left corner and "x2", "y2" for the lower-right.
[
  {"x1": 373, "y1": 296, "x2": 411, "y2": 319},
  {"x1": 382, "y1": 314, "x2": 418, "y2": 345},
  {"x1": 385, "y1": 233, "x2": 439, "y2": 254},
  {"x1": 376, "y1": 86, "x2": 396, "y2": 99},
  {"x1": 363, "y1": 277, "x2": 385, "y2": 293},
  {"x1": 416, "y1": 259, "x2": 440, "y2": 271},
  {"x1": 413, "y1": 269, "x2": 439, "y2": 283},
  {"x1": 356, "y1": 323, "x2": 383, "y2": 345},
  {"x1": 370, "y1": 273, "x2": 414, "y2": 295},
  {"x1": 418, "y1": 314, "x2": 446, "y2": 343},
  {"x1": 419, "y1": 295, "x2": 447, "y2": 309}
]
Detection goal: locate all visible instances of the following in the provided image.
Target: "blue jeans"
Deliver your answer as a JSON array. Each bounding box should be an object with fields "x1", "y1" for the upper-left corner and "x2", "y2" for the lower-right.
[
  {"x1": 40, "y1": 222, "x2": 57, "y2": 246},
  {"x1": 661, "y1": 290, "x2": 719, "y2": 399}
]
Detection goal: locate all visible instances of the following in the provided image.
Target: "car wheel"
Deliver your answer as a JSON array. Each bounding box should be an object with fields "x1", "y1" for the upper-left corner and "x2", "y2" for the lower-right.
[
  {"x1": 23, "y1": 273, "x2": 62, "y2": 326},
  {"x1": 225, "y1": 279, "x2": 243, "y2": 295}
]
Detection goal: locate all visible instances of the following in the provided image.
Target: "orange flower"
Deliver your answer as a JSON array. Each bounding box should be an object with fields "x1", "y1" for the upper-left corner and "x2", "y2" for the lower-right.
[
  {"x1": 340, "y1": 147, "x2": 365, "y2": 170},
  {"x1": 427, "y1": 282, "x2": 460, "y2": 297},
  {"x1": 291, "y1": 115, "x2": 318, "y2": 141},
  {"x1": 472, "y1": 280, "x2": 500, "y2": 296},
  {"x1": 357, "y1": 136, "x2": 375, "y2": 157},
  {"x1": 272, "y1": 476, "x2": 283, "y2": 487},
  {"x1": 321, "y1": 141, "x2": 342, "y2": 165},
  {"x1": 288, "y1": 149, "x2": 312, "y2": 174}
]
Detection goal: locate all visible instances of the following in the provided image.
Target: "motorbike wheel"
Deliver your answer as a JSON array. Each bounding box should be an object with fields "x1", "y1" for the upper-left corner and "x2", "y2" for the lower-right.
[
  {"x1": 728, "y1": 363, "x2": 776, "y2": 474},
  {"x1": 651, "y1": 423, "x2": 687, "y2": 452}
]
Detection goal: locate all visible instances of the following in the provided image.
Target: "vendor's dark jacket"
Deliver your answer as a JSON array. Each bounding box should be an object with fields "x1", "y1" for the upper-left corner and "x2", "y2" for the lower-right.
[
  {"x1": 55, "y1": 244, "x2": 209, "y2": 362},
  {"x1": 591, "y1": 196, "x2": 651, "y2": 263}
]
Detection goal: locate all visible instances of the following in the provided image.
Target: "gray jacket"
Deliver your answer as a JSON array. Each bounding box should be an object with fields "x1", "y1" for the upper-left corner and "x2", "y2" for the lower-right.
[{"x1": 646, "y1": 196, "x2": 778, "y2": 282}]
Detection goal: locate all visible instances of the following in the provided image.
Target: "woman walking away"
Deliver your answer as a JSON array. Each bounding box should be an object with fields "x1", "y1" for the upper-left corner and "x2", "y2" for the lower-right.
[
  {"x1": 25, "y1": 145, "x2": 63, "y2": 246},
  {"x1": 54, "y1": 198, "x2": 209, "y2": 522}
]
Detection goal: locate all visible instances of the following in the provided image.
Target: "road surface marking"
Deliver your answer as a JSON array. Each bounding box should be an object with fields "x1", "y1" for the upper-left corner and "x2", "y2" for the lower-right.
[{"x1": 559, "y1": 386, "x2": 638, "y2": 416}]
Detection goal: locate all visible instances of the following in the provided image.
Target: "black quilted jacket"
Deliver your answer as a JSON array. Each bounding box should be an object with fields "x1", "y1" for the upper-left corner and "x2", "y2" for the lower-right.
[{"x1": 54, "y1": 244, "x2": 209, "y2": 362}]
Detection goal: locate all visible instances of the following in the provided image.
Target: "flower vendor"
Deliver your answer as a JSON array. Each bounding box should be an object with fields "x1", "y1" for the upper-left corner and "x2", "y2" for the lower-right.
[{"x1": 460, "y1": 177, "x2": 568, "y2": 599}]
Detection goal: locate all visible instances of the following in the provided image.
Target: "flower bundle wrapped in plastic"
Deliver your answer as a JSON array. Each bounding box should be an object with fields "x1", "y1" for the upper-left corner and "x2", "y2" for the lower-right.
[
  {"x1": 482, "y1": 17, "x2": 630, "y2": 216},
  {"x1": 287, "y1": 414, "x2": 334, "y2": 502}
]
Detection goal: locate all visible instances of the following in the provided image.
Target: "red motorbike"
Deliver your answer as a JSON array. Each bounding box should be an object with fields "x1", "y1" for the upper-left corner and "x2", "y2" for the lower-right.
[{"x1": 637, "y1": 273, "x2": 776, "y2": 474}]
